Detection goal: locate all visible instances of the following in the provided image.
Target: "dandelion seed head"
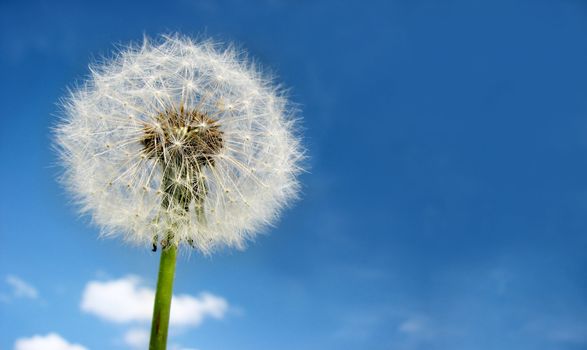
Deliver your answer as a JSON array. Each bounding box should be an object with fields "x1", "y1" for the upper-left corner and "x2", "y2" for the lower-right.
[{"x1": 55, "y1": 34, "x2": 303, "y2": 253}]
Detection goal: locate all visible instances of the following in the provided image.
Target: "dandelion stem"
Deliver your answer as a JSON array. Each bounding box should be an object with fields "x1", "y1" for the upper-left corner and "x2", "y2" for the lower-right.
[
  {"x1": 149, "y1": 163, "x2": 204, "y2": 349},
  {"x1": 149, "y1": 243, "x2": 177, "y2": 350}
]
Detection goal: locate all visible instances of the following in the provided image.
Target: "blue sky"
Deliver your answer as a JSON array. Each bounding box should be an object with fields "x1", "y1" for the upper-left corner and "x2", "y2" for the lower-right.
[{"x1": 1, "y1": 0, "x2": 587, "y2": 349}]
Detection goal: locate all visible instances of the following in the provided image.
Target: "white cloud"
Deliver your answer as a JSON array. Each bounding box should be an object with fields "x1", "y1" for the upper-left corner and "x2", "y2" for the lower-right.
[
  {"x1": 170, "y1": 292, "x2": 228, "y2": 326},
  {"x1": 123, "y1": 328, "x2": 150, "y2": 349},
  {"x1": 123, "y1": 327, "x2": 205, "y2": 350},
  {"x1": 6, "y1": 275, "x2": 38, "y2": 299},
  {"x1": 80, "y1": 275, "x2": 229, "y2": 327},
  {"x1": 81, "y1": 276, "x2": 151, "y2": 323},
  {"x1": 14, "y1": 333, "x2": 87, "y2": 350}
]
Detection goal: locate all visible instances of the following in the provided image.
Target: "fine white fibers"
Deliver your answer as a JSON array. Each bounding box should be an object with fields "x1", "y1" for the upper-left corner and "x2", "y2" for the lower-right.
[{"x1": 55, "y1": 34, "x2": 303, "y2": 253}]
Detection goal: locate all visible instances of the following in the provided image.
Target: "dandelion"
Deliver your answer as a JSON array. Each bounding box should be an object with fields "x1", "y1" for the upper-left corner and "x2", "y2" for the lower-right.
[{"x1": 55, "y1": 34, "x2": 303, "y2": 349}]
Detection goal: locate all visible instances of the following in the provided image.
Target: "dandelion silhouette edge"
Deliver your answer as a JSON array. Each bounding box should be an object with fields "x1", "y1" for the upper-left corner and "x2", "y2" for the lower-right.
[{"x1": 55, "y1": 34, "x2": 304, "y2": 254}]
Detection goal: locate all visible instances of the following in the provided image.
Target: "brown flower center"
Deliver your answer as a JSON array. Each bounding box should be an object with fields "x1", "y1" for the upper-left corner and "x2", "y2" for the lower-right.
[
  {"x1": 141, "y1": 106, "x2": 223, "y2": 222},
  {"x1": 141, "y1": 107, "x2": 223, "y2": 168}
]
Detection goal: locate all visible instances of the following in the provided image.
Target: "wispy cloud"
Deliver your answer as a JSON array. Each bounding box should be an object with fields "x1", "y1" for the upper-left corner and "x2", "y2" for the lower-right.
[
  {"x1": 398, "y1": 317, "x2": 425, "y2": 334},
  {"x1": 123, "y1": 328, "x2": 150, "y2": 349},
  {"x1": 80, "y1": 275, "x2": 228, "y2": 328},
  {"x1": 123, "y1": 327, "x2": 201, "y2": 350},
  {"x1": 548, "y1": 326, "x2": 587, "y2": 344},
  {"x1": 14, "y1": 333, "x2": 87, "y2": 350},
  {"x1": 5, "y1": 275, "x2": 38, "y2": 300}
]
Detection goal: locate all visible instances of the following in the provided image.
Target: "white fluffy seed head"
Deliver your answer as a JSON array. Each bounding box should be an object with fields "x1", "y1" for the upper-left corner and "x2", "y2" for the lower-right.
[{"x1": 55, "y1": 34, "x2": 304, "y2": 254}]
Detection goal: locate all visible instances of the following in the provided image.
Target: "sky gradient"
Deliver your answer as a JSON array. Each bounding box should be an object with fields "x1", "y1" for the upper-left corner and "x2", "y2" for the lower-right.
[{"x1": 1, "y1": 0, "x2": 587, "y2": 349}]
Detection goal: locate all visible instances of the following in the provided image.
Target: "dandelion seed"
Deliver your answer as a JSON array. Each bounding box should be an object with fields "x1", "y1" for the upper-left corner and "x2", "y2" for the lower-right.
[{"x1": 55, "y1": 34, "x2": 303, "y2": 254}]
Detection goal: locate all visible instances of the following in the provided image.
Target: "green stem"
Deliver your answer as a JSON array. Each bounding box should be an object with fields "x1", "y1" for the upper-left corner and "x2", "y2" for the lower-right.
[
  {"x1": 149, "y1": 244, "x2": 178, "y2": 350},
  {"x1": 149, "y1": 160, "x2": 207, "y2": 349}
]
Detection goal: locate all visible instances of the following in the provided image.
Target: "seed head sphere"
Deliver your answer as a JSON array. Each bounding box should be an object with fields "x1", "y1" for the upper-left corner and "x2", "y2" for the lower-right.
[{"x1": 56, "y1": 35, "x2": 303, "y2": 253}]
